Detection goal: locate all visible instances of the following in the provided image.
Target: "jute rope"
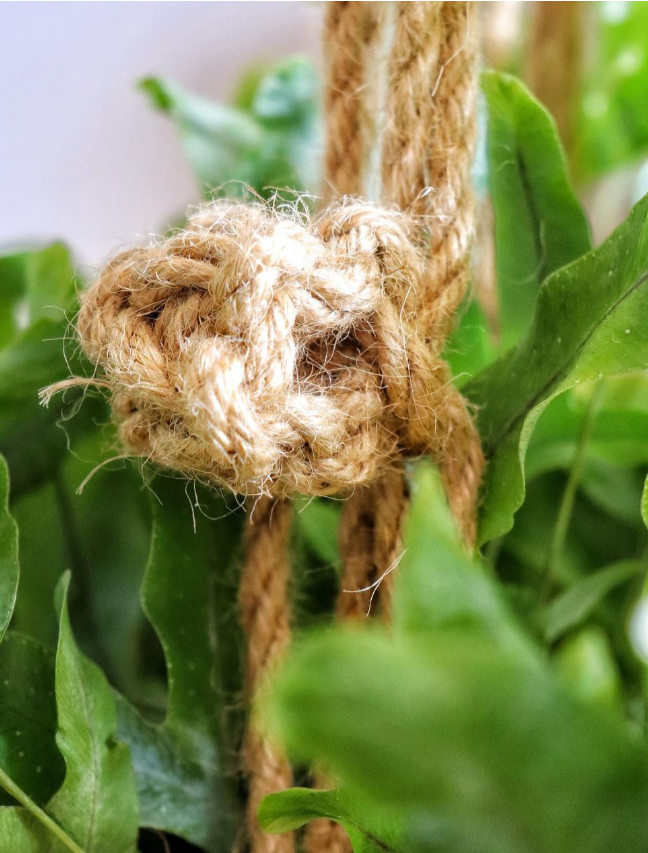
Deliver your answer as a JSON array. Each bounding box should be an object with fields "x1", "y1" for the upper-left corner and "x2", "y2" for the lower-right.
[
  {"x1": 43, "y1": 4, "x2": 483, "y2": 852},
  {"x1": 240, "y1": 496, "x2": 294, "y2": 853},
  {"x1": 307, "y1": 5, "x2": 481, "y2": 853}
]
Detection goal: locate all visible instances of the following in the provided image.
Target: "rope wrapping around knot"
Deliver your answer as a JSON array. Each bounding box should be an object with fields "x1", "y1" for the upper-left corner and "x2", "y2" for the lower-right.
[{"x1": 78, "y1": 199, "x2": 462, "y2": 501}]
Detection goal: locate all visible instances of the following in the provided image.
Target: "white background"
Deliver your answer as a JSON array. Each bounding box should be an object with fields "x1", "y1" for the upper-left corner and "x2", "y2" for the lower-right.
[{"x1": 0, "y1": 1, "x2": 322, "y2": 267}]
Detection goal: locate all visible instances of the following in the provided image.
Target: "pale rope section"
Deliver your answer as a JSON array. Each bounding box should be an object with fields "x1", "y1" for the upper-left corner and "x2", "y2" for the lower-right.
[
  {"x1": 239, "y1": 496, "x2": 294, "y2": 853},
  {"x1": 322, "y1": 1, "x2": 382, "y2": 202},
  {"x1": 308, "y1": 7, "x2": 391, "y2": 853}
]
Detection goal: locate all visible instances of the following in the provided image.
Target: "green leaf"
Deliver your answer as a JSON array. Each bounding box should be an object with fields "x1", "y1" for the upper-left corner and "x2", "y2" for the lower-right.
[
  {"x1": 48, "y1": 574, "x2": 138, "y2": 853},
  {"x1": 141, "y1": 59, "x2": 320, "y2": 200},
  {"x1": 543, "y1": 560, "x2": 643, "y2": 643},
  {"x1": 526, "y1": 391, "x2": 648, "y2": 480},
  {"x1": 259, "y1": 788, "x2": 404, "y2": 853},
  {"x1": 445, "y1": 298, "x2": 496, "y2": 385},
  {"x1": 576, "y1": 2, "x2": 648, "y2": 179},
  {"x1": 483, "y1": 71, "x2": 591, "y2": 350},
  {"x1": 140, "y1": 77, "x2": 262, "y2": 194},
  {"x1": 267, "y1": 629, "x2": 648, "y2": 853},
  {"x1": 293, "y1": 498, "x2": 340, "y2": 568},
  {"x1": 554, "y1": 627, "x2": 622, "y2": 707},
  {"x1": 0, "y1": 456, "x2": 18, "y2": 643},
  {"x1": 0, "y1": 245, "x2": 76, "y2": 350},
  {"x1": 0, "y1": 633, "x2": 64, "y2": 806},
  {"x1": 116, "y1": 478, "x2": 242, "y2": 852},
  {"x1": 394, "y1": 465, "x2": 529, "y2": 654},
  {"x1": 467, "y1": 191, "x2": 648, "y2": 545}
]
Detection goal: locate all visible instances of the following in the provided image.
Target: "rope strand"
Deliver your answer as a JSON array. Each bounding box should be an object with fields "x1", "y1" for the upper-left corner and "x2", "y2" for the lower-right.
[{"x1": 240, "y1": 497, "x2": 294, "y2": 853}]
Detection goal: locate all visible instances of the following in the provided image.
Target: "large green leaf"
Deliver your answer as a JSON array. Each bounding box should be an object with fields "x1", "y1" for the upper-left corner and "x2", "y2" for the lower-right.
[
  {"x1": 266, "y1": 628, "x2": 648, "y2": 853},
  {"x1": 0, "y1": 578, "x2": 139, "y2": 853},
  {"x1": 467, "y1": 191, "x2": 648, "y2": 545},
  {"x1": 116, "y1": 478, "x2": 243, "y2": 852},
  {"x1": 484, "y1": 71, "x2": 591, "y2": 350}
]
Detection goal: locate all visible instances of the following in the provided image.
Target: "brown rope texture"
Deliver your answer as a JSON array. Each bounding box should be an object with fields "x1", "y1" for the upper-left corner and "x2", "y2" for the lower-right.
[{"x1": 46, "y1": 4, "x2": 484, "y2": 852}]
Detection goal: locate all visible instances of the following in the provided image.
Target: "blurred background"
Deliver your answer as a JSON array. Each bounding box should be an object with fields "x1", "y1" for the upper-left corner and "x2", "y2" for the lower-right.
[{"x1": 0, "y1": 2, "x2": 322, "y2": 265}]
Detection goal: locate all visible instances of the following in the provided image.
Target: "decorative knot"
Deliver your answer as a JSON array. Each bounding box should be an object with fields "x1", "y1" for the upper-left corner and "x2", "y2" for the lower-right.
[{"x1": 78, "y1": 200, "x2": 450, "y2": 497}]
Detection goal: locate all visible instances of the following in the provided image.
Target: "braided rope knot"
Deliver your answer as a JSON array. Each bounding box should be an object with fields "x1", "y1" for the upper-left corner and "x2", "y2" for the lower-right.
[{"x1": 78, "y1": 199, "x2": 453, "y2": 497}]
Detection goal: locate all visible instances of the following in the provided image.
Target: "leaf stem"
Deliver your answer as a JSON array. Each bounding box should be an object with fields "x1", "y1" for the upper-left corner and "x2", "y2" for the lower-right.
[
  {"x1": 0, "y1": 766, "x2": 86, "y2": 853},
  {"x1": 543, "y1": 381, "x2": 606, "y2": 600}
]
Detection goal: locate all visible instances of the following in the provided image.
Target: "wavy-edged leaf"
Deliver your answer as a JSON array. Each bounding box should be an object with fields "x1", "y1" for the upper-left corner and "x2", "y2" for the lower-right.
[
  {"x1": 141, "y1": 58, "x2": 320, "y2": 200},
  {"x1": 467, "y1": 192, "x2": 648, "y2": 545},
  {"x1": 485, "y1": 72, "x2": 591, "y2": 350},
  {"x1": 47, "y1": 574, "x2": 138, "y2": 852},
  {"x1": 117, "y1": 478, "x2": 243, "y2": 852}
]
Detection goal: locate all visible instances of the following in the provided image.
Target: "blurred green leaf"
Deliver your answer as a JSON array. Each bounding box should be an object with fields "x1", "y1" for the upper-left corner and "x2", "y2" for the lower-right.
[
  {"x1": 267, "y1": 628, "x2": 648, "y2": 853},
  {"x1": 0, "y1": 456, "x2": 18, "y2": 642},
  {"x1": 554, "y1": 626, "x2": 622, "y2": 707},
  {"x1": 484, "y1": 71, "x2": 591, "y2": 350},
  {"x1": 576, "y1": 3, "x2": 648, "y2": 179},
  {"x1": 394, "y1": 465, "x2": 529, "y2": 653},
  {"x1": 544, "y1": 559, "x2": 643, "y2": 643},
  {"x1": 467, "y1": 191, "x2": 648, "y2": 545},
  {"x1": 116, "y1": 478, "x2": 242, "y2": 852},
  {"x1": 445, "y1": 299, "x2": 496, "y2": 384},
  {"x1": 140, "y1": 77, "x2": 262, "y2": 194},
  {"x1": 0, "y1": 245, "x2": 76, "y2": 350},
  {"x1": 526, "y1": 392, "x2": 648, "y2": 480},
  {"x1": 293, "y1": 498, "x2": 340, "y2": 568},
  {"x1": 259, "y1": 787, "x2": 404, "y2": 853},
  {"x1": 141, "y1": 58, "x2": 320, "y2": 200}
]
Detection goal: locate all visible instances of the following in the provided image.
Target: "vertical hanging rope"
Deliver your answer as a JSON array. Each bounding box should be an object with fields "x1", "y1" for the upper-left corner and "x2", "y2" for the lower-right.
[
  {"x1": 240, "y1": 496, "x2": 294, "y2": 853},
  {"x1": 322, "y1": 1, "x2": 381, "y2": 202},
  {"x1": 308, "y1": 4, "x2": 481, "y2": 853}
]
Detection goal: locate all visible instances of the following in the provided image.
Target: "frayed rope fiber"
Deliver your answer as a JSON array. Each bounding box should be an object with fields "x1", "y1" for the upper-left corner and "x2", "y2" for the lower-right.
[{"x1": 76, "y1": 199, "x2": 467, "y2": 504}]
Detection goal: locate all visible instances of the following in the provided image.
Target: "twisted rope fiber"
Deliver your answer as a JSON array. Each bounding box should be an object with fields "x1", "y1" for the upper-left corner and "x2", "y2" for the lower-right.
[
  {"x1": 322, "y1": 1, "x2": 381, "y2": 202},
  {"x1": 240, "y1": 496, "x2": 294, "y2": 853},
  {"x1": 307, "y1": 5, "x2": 482, "y2": 853},
  {"x1": 335, "y1": 0, "x2": 482, "y2": 630}
]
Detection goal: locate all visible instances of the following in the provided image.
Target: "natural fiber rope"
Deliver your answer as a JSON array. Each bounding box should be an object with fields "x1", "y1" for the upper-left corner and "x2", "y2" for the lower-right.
[
  {"x1": 307, "y1": 5, "x2": 481, "y2": 853},
  {"x1": 43, "y1": 5, "x2": 483, "y2": 853},
  {"x1": 322, "y1": 1, "x2": 382, "y2": 202},
  {"x1": 240, "y1": 496, "x2": 294, "y2": 853}
]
